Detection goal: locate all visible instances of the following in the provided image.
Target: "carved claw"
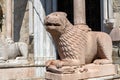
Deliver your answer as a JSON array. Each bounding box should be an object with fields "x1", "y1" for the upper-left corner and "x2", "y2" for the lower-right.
[
  {"x1": 46, "y1": 60, "x2": 52, "y2": 67},
  {"x1": 79, "y1": 68, "x2": 88, "y2": 73},
  {"x1": 46, "y1": 60, "x2": 62, "y2": 68},
  {"x1": 93, "y1": 60, "x2": 103, "y2": 65},
  {"x1": 46, "y1": 65, "x2": 63, "y2": 73},
  {"x1": 46, "y1": 65, "x2": 77, "y2": 74}
]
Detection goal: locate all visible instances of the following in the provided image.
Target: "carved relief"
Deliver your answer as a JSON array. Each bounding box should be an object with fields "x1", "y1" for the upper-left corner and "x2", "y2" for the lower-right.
[
  {"x1": 45, "y1": 12, "x2": 113, "y2": 73},
  {"x1": 0, "y1": 35, "x2": 28, "y2": 64}
]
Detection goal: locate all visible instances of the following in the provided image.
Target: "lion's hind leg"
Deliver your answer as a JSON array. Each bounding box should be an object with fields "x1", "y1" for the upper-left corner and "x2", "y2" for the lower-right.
[
  {"x1": 93, "y1": 32, "x2": 113, "y2": 64},
  {"x1": 15, "y1": 42, "x2": 28, "y2": 60}
]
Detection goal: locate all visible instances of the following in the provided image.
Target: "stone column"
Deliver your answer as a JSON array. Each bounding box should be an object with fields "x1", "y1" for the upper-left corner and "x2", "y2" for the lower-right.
[
  {"x1": 108, "y1": 0, "x2": 113, "y2": 19},
  {"x1": 33, "y1": 0, "x2": 56, "y2": 78},
  {"x1": 108, "y1": 0, "x2": 114, "y2": 27},
  {"x1": 6, "y1": 0, "x2": 12, "y2": 38},
  {"x1": 101, "y1": 0, "x2": 114, "y2": 32},
  {"x1": 29, "y1": 0, "x2": 34, "y2": 36},
  {"x1": 103, "y1": 0, "x2": 108, "y2": 22},
  {"x1": 74, "y1": 0, "x2": 86, "y2": 25}
]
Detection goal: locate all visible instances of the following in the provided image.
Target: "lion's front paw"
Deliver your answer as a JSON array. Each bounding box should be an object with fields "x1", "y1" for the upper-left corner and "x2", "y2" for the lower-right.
[
  {"x1": 93, "y1": 59, "x2": 103, "y2": 65},
  {"x1": 0, "y1": 57, "x2": 7, "y2": 63},
  {"x1": 46, "y1": 60, "x2": 62, "y2": 68},
  {"x1": 16, "y1": 57, "x2": 27, "y2": 60}
]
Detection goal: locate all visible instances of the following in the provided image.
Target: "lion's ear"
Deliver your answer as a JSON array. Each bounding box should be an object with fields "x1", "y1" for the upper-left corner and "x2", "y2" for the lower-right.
[
  {"x1": 53, "y1": 12, "x2": 67, "y2": 17},
  {"x1": 58, "y1": 12, "x2": 67, "y2": 17}
]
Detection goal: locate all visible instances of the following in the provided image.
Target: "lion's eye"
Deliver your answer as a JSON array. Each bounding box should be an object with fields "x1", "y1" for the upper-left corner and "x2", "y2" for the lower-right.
[{"x1": 54, "y1": 24, "x2": 60, "y2": 26}]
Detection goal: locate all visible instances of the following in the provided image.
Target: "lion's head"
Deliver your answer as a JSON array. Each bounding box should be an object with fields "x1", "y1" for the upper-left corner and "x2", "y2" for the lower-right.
[{"x1": 45, "y1": 12, "x2": 73, "y2": 33}]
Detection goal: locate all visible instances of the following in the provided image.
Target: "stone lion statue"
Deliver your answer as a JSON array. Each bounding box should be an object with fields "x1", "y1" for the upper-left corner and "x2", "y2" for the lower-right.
[
  {"x1": 45, "y1": 12, "x2": 113, "y2": 69},
  {"x1": 0, "y1": 36, "x2": 28, "y2": 63}
]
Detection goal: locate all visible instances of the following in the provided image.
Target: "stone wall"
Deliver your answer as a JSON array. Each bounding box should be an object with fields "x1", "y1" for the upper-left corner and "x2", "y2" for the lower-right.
[
  {"x1": 113, "y1": 0, "x2": 120, "y2": 27},
  {"x1": 112, "y1": 0, "x2": 120, "y2": 56},
  {"x1": 112, "y1": 0, "x2": 120, "y2": 78}
]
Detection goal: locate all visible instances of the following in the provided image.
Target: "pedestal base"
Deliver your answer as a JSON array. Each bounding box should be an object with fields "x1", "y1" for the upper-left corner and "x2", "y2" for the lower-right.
[
  {"x1": 45, "y1": 64, "x2": 116, "y2": 80},
  {"x1": 0, "y1": 67, "x2": 46, "y2": 80}
]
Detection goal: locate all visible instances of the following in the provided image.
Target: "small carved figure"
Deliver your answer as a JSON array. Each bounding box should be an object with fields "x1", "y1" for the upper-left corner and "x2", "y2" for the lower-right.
[
  {"x1": 45, "y1": 12, "x2": 112, "y2": 70},
  {"x1": 0, "y1": 36, "x2": 28, "y2": 63}
]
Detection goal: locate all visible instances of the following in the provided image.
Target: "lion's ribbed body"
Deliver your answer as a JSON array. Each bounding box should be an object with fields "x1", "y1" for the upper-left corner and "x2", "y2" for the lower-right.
[{"x1": 58, "y1": 26, "x2": 88, "y2": 60}]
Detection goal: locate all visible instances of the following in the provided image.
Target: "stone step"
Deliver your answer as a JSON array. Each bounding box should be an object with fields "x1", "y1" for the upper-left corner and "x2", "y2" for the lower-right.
[
  {"x1": 0, "y1": 67, "x2": 45, "y2": 80},
  {"x1": 45, "y1": 64, "x2": 117, "y2": 80}
]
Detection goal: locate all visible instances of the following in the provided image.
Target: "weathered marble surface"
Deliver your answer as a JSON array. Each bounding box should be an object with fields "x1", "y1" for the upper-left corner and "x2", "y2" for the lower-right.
[
  {"x1": 0, "y1": 67, "x2": 42, "y2": 80},
  {"x1": 45, "y1": 12, "x2": 113, "y2": 71},
  {"x1": 46, "y1": 64, "x2": 116, "y2": 80}
]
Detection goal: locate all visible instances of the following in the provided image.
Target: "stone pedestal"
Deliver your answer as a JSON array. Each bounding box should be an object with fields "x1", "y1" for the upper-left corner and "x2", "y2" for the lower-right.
[
  {"x1": 45, "y1": 64, "x2": 116, "y2": 80},
  {"x1": 0, "y1": 67, "x2": 45, "y2": 80}
]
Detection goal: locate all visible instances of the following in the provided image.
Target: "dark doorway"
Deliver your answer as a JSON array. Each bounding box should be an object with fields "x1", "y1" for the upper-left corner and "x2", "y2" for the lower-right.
[
  {"x1": 85, "y1": 0, "x2": 101, "y2": 31},
  {"x1": 57, "y1": 0, "x2": 101, "y2": 31},
  {"x1": 57, "y1": 0, "x2": 74, "y2": 24},
  {"x1": 0, "y1": 5, "x2": 3, "y2": 32}
]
